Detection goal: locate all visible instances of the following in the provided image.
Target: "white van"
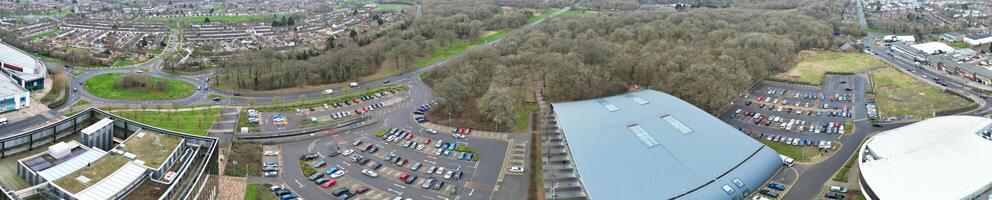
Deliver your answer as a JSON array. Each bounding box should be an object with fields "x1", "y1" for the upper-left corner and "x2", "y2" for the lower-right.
[
  {"x1": 0, "y1": 117, "x2": 7, "y2": 126},
  {"x1": 323, "y1": 89, "x2": 334, "y2": 95},
  {"x1": 349, "y1": 82, "x2": 359, "y2": 88}
]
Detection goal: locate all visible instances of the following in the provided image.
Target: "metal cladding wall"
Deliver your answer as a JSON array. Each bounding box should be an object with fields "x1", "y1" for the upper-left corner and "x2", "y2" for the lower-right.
[
  {"x1": 151, "y1": 140, "x2": 185, "y2": 180},
  {"x1": 80, "y1": 120, "x2": 114, "y2": 151},
  {"x1": 674, "y1": 146, "x2": 783, "y2": 200},
  {"x1": 16, "y1": 161, "x2": 42, "y2": 186}
]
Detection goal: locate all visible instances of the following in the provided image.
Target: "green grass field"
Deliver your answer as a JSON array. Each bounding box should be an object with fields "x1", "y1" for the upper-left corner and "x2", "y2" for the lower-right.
[
  {"x1": 563, "y1": 9, "x2": 591, "y2": 16},
  {"x1": 84, "y1": 73, "x2": 195, "y2": 100},
  {"x1": 112, "y1": 108, "x2": 220, "y2": 136},
  {"x1": 761, "y1": 140, "x2": 817, "y2": 162},
  {"x1": 871, "y1": 67, "x2": 972, "y2": 119},
  {"x1": 775, "y1": 51, "x2": 887, "y2": 85},
  {"x1": 948, "y1": 41, "x2": 968, "y2": 49},
  {"x1": 30, "y1": 30, "x2": 57, "y2": 41},
  {"x1": 412, "y1": 28, "x2": 510, "y2": 67},
  {"x1": 377, "y1": 3, "x2": 413, "y2": 10},
  {"x1": 244, "y1": 184, "x2": 258, "y2": 200}
]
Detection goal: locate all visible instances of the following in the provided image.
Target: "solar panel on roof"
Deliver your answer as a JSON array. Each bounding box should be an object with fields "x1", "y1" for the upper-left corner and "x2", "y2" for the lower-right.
[
  {"x1": 30, "y1": 161, "x2": 53, "y2": 171},
  {"x1": 595, "y1": 99, "x2": 619, "y2": 111}
]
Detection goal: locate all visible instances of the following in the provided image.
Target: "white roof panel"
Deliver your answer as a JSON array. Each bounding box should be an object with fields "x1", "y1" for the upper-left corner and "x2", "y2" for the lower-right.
[
  {"x1": 0, "y1": 42, "x2": 42, "y2": 74},
  {"x1": 81, "y1": 118, "x2": 114, "y2": 135},
  {"x1": 37, "y1": 148, "x2": 108, "y2": 181},
  {"x1": 74, "y1": 162, "x2": 147, "y2": 200},
  {"x1": 860, "y1": 116, "x2": 992, "y2": 199}
]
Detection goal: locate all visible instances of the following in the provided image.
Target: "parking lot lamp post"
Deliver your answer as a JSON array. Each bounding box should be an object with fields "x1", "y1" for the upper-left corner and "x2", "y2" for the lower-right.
[{"x1": 448, "y1": 112, "x2": 451, "y2": 126}]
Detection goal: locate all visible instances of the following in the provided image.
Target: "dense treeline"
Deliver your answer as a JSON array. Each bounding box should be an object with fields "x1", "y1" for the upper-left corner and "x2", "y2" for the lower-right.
[
  {"x1": 213, "y1": 2, "x2": 533, "y2": 90},
  {"x1": 426, "y1": 9, "x2": 836, "y2": 129}
]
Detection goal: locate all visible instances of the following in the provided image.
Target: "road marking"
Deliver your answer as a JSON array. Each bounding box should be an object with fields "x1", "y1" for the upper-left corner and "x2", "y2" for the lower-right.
[
  {"x1": 468, "y1": 188, "x2": 475, "y2": 195},
  {"x1": 422, "y1": 195, "x2": 438, "y2": 200},
  {"x1": 387, "y1": 188, "x2": 402, "y2": 195},
  {"x1": 294, "y1": 179, "x2": 304, "y2": 187},
  {"x1": 393, "y1": 183, "x2": 407, "y2": 189}
]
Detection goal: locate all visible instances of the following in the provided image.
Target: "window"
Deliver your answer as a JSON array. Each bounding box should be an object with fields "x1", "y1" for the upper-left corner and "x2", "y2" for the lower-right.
[
  {"x1": 595, "y1": 99, "x2": 619, "y2": 112},
  {"x1": 662, "y1": 115, "x2": 692, "y2": 134},
  {"x1": 732, "y1": 178, "x2": 745, "y2": 188},
  {"x1": 623, "y1": 94, "x2": 649, "y2": 105},
  {"x1": 627, "y1": 125, "x2": 659, "y2": 147},
  {"x1": 722, "y1": 185, "x2": 735, "y2": 195}
]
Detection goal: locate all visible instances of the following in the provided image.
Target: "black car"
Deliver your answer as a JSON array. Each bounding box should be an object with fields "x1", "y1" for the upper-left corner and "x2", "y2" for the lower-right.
[
  {"x1": 308, "y1": 173, "x2": 325, "y2": 181},
  {"x1": 332, "y1": 187, "x2": 350, "y2": 196},
  {"x1": 303, "y1": 153, "x2": 319, "y2": 161},
  {"x1": 371, "y1": 162, "x2": 383, "y2": 170},
  {"x1": 233, "y1": 93, "x2": 242, "y2": 96},
  {"x1": 327, "y1": 150, "x2": 341, "y2": 157},
  {"x1": 759, "y1": 189, "x2": 779, "y2": 198},
  {"x1": 404, "y1": 175, "x2": 417, "y2": 184}
]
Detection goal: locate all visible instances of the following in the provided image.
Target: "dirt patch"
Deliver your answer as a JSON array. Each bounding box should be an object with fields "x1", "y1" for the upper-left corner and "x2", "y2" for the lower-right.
[
  {"x1": 224, "y1": 143, "x2": 262, "y2": 177},
  {"x1": 425, "y1": 103, "x2": 499, "y2": 131},
  {"x1": 121, "y1": 180, "x2": 169, "y2": 200}
]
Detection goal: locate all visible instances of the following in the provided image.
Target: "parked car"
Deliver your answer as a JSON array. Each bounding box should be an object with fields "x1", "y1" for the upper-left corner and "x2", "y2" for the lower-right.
[
  {"x1": 825, "y1": 192, "x2": 845, "y2": 199},
  {"x1": 362, "y1": 169, "x2": 378, "y2": 177},
  {"x1": 767, "y1": 183, "x2": 786, "y2": 191},
  {"x1": 828, "y1": 186, "x2": 848, "y2": 193},
  {"x1": 759, "y1": 189, "x2": 779, "y2": 198}
]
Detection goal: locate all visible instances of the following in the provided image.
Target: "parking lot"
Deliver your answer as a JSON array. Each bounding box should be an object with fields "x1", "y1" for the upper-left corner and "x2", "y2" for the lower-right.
[
  {"x1": 720, "y1": 75, "x2": 868, "y2": 157},
  {"x1": 256, "y1": 91, "x2": 404, "y2": 132}
]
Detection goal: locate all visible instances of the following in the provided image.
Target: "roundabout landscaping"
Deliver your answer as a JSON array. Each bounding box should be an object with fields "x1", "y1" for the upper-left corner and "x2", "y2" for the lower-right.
[{"x1": 83, "y1": 73, "x2": 196, "y2": 100}]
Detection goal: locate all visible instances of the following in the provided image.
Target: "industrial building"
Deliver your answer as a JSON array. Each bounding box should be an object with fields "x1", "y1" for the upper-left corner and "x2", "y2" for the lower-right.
[
  {"x1": 549, "y1": 89, "x2": 783, "y2": 200},
  {"x1": 910, "y1": 42, "x2": 955, "y2": 55},
  {"x1": 0, "y1": 71, "x2": 30, "y2": 113},
  {"x1": 964, "y1": 34, "x2": 992, "y2": 46},
  {"x1": 0, "y1": 42, "x2": 45, "y2": 92},
  {"x1": 858, "y1": 116, "x2": 992, "y2": 200},
  {"x1": 0, "y1": 108, "x2": 217, "y2": 200}
]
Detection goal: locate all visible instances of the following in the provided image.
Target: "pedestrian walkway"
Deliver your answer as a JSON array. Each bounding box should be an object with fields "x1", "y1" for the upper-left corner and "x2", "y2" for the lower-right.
[
  {"x1": 217, "y1": 176, "x2": 247, "y2": 200},
  {"x1": 419, "y1": 122, "x2": 509, "y2": 141}
]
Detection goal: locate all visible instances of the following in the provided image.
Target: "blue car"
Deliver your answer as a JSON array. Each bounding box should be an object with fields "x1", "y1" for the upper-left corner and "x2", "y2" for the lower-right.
[
  {"x1": 280, "y1": 193, "x2": 298, "y2": 200},
  {"x1": 448, "y1": 143, "x2": 457, "y2": 150},
  {"x1": 768, "y1": 183, "x2": 786, "y2": 191},
  {"x1": 325, "y1": 167, "x2": 339, "y2": 175}
]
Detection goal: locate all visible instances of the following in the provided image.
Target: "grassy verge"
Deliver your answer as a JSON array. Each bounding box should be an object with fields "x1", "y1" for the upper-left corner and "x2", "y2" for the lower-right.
[
  {"x1": 112, "y1": 59, "x2": 140, "y2": 67},
  {"x1": 83, "y1": 73, "x2": 195, "y2": 100},
  {"x1": 208, "y1": 93, "x2": 223, "y2": 99},
  {"x1": 832, "y1": 148, "x2": 860, "y2": 182},
  {"x1": 411, "y1": 27, "x2": 511, "y2": 68},
  {"x1": 253, "y1": 84, "x2": 405, "y2": 111},
  {"x1": 527, "y1": 8, "x2": 561, "y2": 24},
  {"x1": 760, "y1": 140, "x2": 817, "y2": 162},
  {"x1": 870, "y1": 67, "x2": 971, "y2": 118},
  {"x1": 514, "y1": 103, "x2": 537, "y2": 131},
  {"x1": 70, "y1": 99, "x2": 90, "y2": 108},
  {"x1": 244, "y1": 184, "x2": 258, "y2": 200},
  {"x1": 237, "y1": 109, "x2": 259, "y2": 133},
  {"x1": 111, "y1": 108, "x2": 221, "y2": 136},
  {"x1": 774, "y1": 51, "x2": 887, "y2": 85},
  {"x1": 419, "y1": 71, "x2": 428, "y2": 79},
  {"x1": 41, "y1": 72, "x2": 69, "y2": 109},
  {"x1": 375, "y1": 129, "x2": 389, "y2": 138},
  {"x1": 454, "y1": 144, "x2": 474, "y2": 153},
  {"x1": 563, "y1": 8, "x2": 591, "y2": 16},
  {"x1": 225, "y1": 143, "x2": 262, "y2": 177},
  {"x1": 300, "y1": 159, "x2": 318, "y2": 177},
  {"x1": 844, "y1": 120, "x2": 853, "y2": 134}
]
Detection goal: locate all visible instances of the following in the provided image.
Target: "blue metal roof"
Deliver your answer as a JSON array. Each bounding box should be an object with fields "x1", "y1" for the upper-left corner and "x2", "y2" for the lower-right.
[{"x1": 551, "y1": 89, "x2": 782, "y2": 199}]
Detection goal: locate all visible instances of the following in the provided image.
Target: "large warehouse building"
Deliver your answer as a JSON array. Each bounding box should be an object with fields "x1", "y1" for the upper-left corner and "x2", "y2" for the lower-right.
[
  {"x1": 550, "y1": 89, "x2": 783, "y2": 200},
  {"x1": 858, "y1": 116, "x2": 992, "y2": 200},
  {"x1": 0, "y1": 42, "x2": 45, "y2": 92},
  {"x1": 964, "y1": 34, "x2": 992, "y2": 46}
]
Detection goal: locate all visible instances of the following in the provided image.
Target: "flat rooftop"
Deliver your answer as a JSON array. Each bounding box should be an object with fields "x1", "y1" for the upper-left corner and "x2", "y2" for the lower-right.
[
  {"x1": 0, "y1": 72, "x2": 27, "y2": 97},
  {"x1": 551, "y1": 89, "x2": 781, "y2": 199},
  {"x1": 122, "y1": 130, "x2": 182, "y2": 168},
  {"x1": 0, "y1": 42, "x2": 42, "y2": 74},
  {"x1": 53, "y1": 155, "x2": 129, "y2": 193},
  {"x1": 860, "y1": 116, "x2": 992, "y2": 199}
]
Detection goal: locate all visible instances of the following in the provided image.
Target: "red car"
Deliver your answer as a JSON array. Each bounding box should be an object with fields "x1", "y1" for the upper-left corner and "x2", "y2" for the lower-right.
[
  {"x1": 355, "y1": 109, "x2": 363, "y2": 114},
  {"x1": 353, "y1": 99, "x2": 361, "y2": 103},
  {"x1": 362, "y1": 143, "x2": 373, "y2": 151},
  {"x1": 423, "y1": 138, "x2": 432, "y2": 144},
  {"x1": 321, "y1": 179, "x2": 337, "y2": 188},
  {"x1": 356, "y1": 186, "x2": 370, "y2": 194},
  {"x1": 405, "y1": 134, "x2": 414, "y2": 140},
  {"x1": 399, "y1": 173, "x2": 410, "y2": 181}
]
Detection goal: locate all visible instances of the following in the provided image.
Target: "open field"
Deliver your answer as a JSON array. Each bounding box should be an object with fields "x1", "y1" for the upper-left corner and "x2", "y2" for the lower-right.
[
  {"x1": 112, "y1": 108, "x2": 221, "y2": 136},
  {"x1": 83, "y1": 73, "x2": 195, "y2": 100},
  {"x1": 870, "y1": 67, "x2": 972, "y2": 119},
  {"x1": 112, "y1": 59, "x2": 140, "y2": 67},
  {"x1": 761, "y1": 140, "x2": 817, "y2": 162},
  {"x1": 527, "y1": 8, "x2": 561, "y2": 24},
  {"x1": 774, "y1": 51, "x2": 887, "y2": 85},
  {"x1": 377, "y1": 3, "x2": 412, "y2": 10}
]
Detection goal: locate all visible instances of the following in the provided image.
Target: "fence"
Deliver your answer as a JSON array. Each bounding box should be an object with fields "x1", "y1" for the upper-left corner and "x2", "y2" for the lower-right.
[{"x1": 233, "y1": 115, "x2": 371, "y2": 140}]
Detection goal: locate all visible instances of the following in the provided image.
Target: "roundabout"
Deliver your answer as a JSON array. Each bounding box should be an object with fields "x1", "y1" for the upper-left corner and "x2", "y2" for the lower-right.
[{"x1": 82, "y1": 72, "x2": 195, "y2": 100}]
